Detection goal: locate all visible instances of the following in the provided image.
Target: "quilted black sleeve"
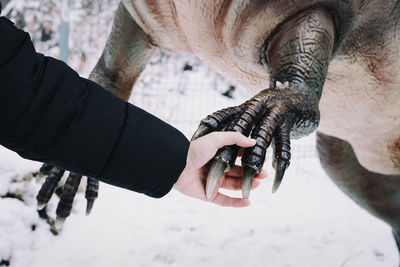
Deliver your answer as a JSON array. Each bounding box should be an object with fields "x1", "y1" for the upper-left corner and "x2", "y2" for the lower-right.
[{"x1": 0, "y1": 17, "x2": 189, "y2": 197}]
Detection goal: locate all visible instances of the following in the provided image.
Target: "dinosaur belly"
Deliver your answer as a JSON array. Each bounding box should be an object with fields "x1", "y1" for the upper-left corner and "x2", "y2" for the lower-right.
[
  {"x1": 123, "y1": 0, "x2": 400, "y2": 175},
  {"x1": 318, "y1": 58, "x2": 400, "y2": 175}
]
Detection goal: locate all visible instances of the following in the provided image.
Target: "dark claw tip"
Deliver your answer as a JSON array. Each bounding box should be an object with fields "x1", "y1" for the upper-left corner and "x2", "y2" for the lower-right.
[
  {"x1": 86, "y1": 200, "x2": 95, "y2": 216},
  {"x1": 191, "y1": 125, "x2": 209, "y2": 141},
  {"x1": 272, "y1": 160, "x2": 289, "y2": 193},
  {"x1": 242, "y1": 166, "x2": 258, "y2": 199},
  {"x1": 206, "y1": 159, "x2": 227, "y2": 200}
]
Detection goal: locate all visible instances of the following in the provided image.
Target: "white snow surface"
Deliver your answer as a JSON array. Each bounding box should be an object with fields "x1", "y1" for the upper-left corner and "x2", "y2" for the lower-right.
[
  {"x1": 1, "y1": 139, "x2": 398, "y2": 267},
  {"x1": 0, "y1": 1, "x2": 399, "y2": 266}
]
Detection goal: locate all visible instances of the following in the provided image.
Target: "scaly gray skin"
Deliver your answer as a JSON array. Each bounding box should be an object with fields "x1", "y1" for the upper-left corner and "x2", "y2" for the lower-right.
[{"x1": 192, "y1": 7, "x2": 335, "y2": 199}]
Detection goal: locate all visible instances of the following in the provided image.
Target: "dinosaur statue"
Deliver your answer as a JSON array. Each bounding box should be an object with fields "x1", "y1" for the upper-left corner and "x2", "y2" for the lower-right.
[{"x1": 34, "y1": 0, "x2": 400, "y2": 259}]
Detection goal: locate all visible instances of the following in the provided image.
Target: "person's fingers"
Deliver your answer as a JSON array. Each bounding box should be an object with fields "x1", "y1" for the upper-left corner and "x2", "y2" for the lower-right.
[
  {"x1": 189, "y1": 133, "x2": 254, "y2": 169},
  {"x1": 207, "y1": 132, "x2": 256, "y2": 149},
  {"x1": 212, "y1": 192, "x2": 250, "y2": 207},
  {"x1": 220, "y1": 176, "x2": 242, "y2": 190},
  {"x1": 221, "y1": 176, "x2": 261, "y2": 190},
  {"x1": 225, "y1": 165, "x2": 243, "y2": 178},
  {"x1": 252, "y1": 178, "x2": 261, "y2": 188}
]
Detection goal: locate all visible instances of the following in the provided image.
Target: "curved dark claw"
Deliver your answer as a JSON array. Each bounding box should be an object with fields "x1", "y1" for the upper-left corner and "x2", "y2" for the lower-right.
[
  {"x1": 55, "y1": 173, "x2": 82, "y2": 228},
  {"x1": 36, "y1": 166, "x2": 65, "y2": 210},
  {"x1": 241, "y1": 106, "x2": 284, "y2": 198},
  {"x1": 204, "y1": 100, "x2": 263, "y2": 199},
  {"x1": 35, "y1": 164, "x2": 100, "y2": 227},
  {"x1": 272, "y1": 127, "x2": 291, "y2": 193},
  {"x1": 191, "y1": 104, "x2": 244, "y2": 141},
  {"x1": 85, "y1": 177, "x2": 99, "y2": 215},
  {"x1": 205, "y1": 145, "x2": 239, "y2": 200},
  {"x1": 205, "y1": 160, "x2": 227, "y2": 200},
  {"x1": 242, "y1": 167, "x2": 257, "y2": 199}
]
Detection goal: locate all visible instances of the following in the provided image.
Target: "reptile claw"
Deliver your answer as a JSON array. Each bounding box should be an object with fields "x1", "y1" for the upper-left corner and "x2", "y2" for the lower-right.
[
  {"x1": 242, "y1": 166, "x2": 257, "y2": 199},
  {"x1": 191, "y1": 105, "x2": 245, "y2": 142},
  {"x1": 85, "y1": 177, "x2": 99, "y2": 215},
  {"x1": 272, "y1": 159, "x2": 289, "y2": 193},
  {"x1": 206, "y1": 159, "x2": 227, "y2": 200},
  {"x1": 35, "y1": 164, "x2": 99, "y2": 228},
  {"x1": 86, "y1": 200, "x2": 95, "y2": 216},
  {"x1": 191, "y1": 125, "x2": 210, "y2": 140}
]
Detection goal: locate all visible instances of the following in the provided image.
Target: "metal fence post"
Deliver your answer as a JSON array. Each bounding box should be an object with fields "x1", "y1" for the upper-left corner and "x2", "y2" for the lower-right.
[{"x1": 59, "y1": 0, "x2": 70, "y2": 64}]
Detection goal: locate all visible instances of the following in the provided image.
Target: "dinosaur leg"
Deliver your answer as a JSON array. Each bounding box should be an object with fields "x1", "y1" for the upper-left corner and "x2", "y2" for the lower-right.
[
  {"x1": 317, "y1": 132, "x2": 400, "y2": 258},
  {"x1": 35, "y1": 1, "x2": 155, "y2": 227},
  {"x1": 193, "y1": 7, "x2": 336, "y2": 198}
]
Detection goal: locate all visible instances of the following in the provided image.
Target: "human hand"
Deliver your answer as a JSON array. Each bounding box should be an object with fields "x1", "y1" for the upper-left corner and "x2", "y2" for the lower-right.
[{"x1": 173, "y1": 132, "x2": 266, "y2": 207}]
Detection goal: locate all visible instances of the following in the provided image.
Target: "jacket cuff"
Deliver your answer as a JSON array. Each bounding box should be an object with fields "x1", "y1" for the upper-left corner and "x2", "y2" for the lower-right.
[{"x1": 100, "y1": 103, "x2": 190, "y2": 198}]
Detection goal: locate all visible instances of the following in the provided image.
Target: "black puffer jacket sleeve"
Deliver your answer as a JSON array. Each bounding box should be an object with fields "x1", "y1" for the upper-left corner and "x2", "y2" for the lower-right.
[{"x1": 0, "y1": 17, "x2": 190, "y2": 198}]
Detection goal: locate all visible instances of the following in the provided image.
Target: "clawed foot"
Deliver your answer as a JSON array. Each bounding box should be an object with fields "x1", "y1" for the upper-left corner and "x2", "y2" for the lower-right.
[
  {"x1": 35, "y1": 164, "x2": 99, "y2": 229},
  {"x1": 192, "y1": 83, "x2": 319, "y2": 199}
]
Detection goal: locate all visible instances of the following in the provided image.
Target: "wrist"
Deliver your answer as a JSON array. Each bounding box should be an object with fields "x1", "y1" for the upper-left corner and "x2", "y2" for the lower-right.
[{"x1": 173, "y1": 162, "x2": 190, "y2": 191}]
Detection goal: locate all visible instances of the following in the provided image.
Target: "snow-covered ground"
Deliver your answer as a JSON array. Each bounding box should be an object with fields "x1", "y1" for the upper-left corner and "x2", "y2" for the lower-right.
[
  {"x1": 1, "y1": 136, "x2": 398, "y2": 267},
  {"x1": 0, "y1": 1, "x2": 399, "y2": 266}
]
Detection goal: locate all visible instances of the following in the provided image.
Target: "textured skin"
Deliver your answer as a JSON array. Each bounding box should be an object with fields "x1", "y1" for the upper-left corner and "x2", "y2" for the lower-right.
[
  {"x1": 264, "y1": 7, "x2": 336, "y2": 99},
  {"x1": 202, "y1": 84, "x2": 320, "y2": 170},
  {"x1": 241, "y1": 86, "x2": 320, "y2": 169},
  {"x1": 90, "y1": 2, "x2": 156, "y2": 100}
]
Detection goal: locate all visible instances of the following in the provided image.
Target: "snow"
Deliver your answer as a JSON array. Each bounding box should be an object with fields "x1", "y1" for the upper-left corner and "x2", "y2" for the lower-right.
[
  {"x1": 0, "y1": 144, "x2": 398, "y2": 267},
  {"x1": 0, "y1": 1, "x2": 399, "y2": 266}
]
